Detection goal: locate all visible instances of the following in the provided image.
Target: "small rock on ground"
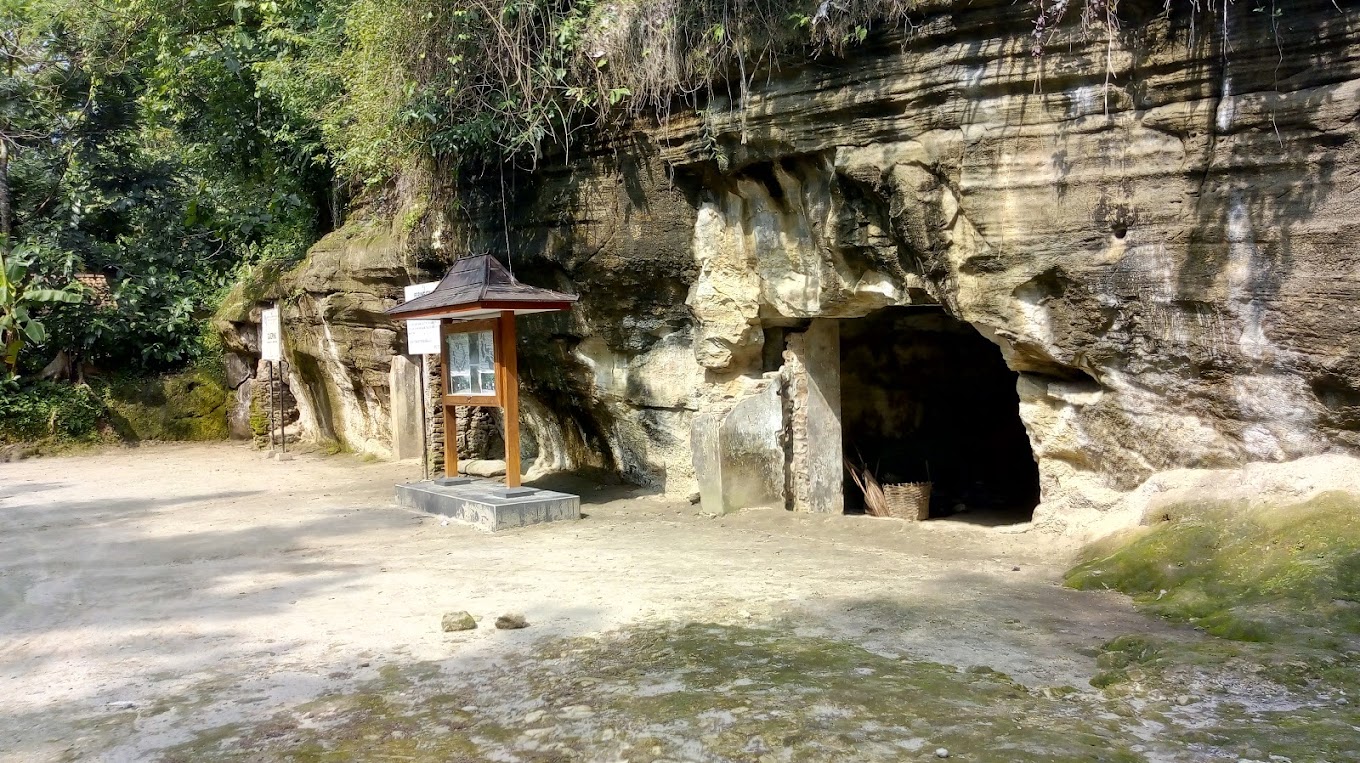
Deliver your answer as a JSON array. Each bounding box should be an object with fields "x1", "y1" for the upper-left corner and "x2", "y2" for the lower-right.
[
  {"x1": 441, "y1": 611, "x2": 477, "y2": 632},
  {"x1": 496, "y1": 613, "x2": 529, "y2": 630}
]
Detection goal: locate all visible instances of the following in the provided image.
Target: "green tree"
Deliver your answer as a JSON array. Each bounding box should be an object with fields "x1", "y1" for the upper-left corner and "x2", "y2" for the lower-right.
[
  {"x1": 0, "y1": 244, "x2": 81, "y2": 377},
  {"x1": 1, "y1": 0, "x2": 336, "y2": 372}
]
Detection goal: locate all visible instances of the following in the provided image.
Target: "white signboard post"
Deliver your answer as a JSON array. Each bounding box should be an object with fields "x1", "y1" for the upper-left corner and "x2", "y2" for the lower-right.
[
  {"x1": 260, "y1": 307, "x2": 282, "y2": 362},
  {"x1": 259, "y1": 306, "x2": 288, "y2": 457},
  {"x1": 403, "y1": 283, "x2": 440, "y2": 355},
  {"x1": 403, "y1": 282, "x2": 440, "y2": 479}
]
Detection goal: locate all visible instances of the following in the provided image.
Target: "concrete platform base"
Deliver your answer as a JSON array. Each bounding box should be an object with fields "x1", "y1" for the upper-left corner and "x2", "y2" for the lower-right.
[{"x1": 394, "y1": 479, "x2": 581, "y2": 532}]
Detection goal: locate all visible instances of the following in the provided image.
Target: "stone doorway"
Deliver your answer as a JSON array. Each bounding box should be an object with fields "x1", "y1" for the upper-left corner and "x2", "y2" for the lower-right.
[{"x1": 840, "y1": 307, "x2": 1040, "y2": 523}]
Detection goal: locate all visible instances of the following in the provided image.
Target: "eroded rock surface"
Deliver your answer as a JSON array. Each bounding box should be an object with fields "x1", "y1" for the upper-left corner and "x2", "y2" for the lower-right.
[{"x1": 221, "y1": 1, "x2": 1360, "y2": 531}]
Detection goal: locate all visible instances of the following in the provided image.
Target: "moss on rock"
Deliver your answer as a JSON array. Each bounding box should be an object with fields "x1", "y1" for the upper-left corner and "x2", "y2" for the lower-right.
[
  {"x1": 1066, "y1": 492, "x2": 1360, "y2": 643},
  {"x1": 1065, "y1": 492, "x2": 1360, "y2": 758},
  {"x1": 99, "y1": 369, "x2": 231, "y2": 442},
  {"x1": 212, "y1": 261, "x2": 290, "y2": 327},
  {"x1": 164, "y1": 623, "x2": 1152, "y2": 762}
]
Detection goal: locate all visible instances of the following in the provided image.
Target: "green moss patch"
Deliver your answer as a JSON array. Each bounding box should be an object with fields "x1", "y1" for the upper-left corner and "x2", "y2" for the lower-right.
[
  {"x1": 164, "y1": 623, "x2": 1152, "y2": 763},
  {"x1": 104, "y1": 615, "x2": 1360, "y2": 762},
  {"x1": 0, "y1": 370, "x2": 230, "y2": 450},
  {"x1": 1089, "y1": 634, "x2": 1167, "y2": 689},
  {"x1": 560, "y1": 624, "x2": 1143, "y2": 762},
  {"x1": 1067, "y1": 492, "x2": 1360, "y2": 644},
  {"x1": 1066, "y1": 493, "x2": 1360, "y2": 759},
  {"x1": 98, "y1": 369, "x2": 230, "y2": 442},
  {"x1": 212, "y1": 261, "x2": 289, "y2": 326},
  {"x1": 1176, "y1": 701, "x2": 1360, "y2": 761}
]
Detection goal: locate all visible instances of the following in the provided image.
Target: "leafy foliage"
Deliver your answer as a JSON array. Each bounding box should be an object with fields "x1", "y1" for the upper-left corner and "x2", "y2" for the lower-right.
[
  {"x1": 0, "y1": 377, "x2": 104, "y2": 442},
  {"x1": 0, "y1": 243, "x2": 82, "y2": 376},
  {"x1": 1, "y1": 0, "x2": 335, "y2": 373}
]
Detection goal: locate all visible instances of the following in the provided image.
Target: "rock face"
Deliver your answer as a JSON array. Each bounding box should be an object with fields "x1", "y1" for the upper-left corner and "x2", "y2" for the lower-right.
[
  {"x1": 216, "y1": 215, "x2": 421, "y2": 455},
  {"x1": 221, "y1": 1, "x2": 1360, "y2": 532},
  {"x1": 101, "y1": 370, "x2": 232, "y2": 442}
]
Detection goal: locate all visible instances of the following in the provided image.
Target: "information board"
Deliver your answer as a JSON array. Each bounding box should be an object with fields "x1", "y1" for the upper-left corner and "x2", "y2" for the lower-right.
[
  {"x1": 261, "y1": 307, "x2": 282, "y2": 361},
  {"x1": 403, "y1": 282, "x2": 440, "y2": 355},
  {"x1": 446, "y1": 330, "x2": 496, "y2": 396}
]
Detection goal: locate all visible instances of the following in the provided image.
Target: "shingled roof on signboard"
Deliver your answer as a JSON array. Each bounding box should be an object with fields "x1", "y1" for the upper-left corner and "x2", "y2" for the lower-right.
[{"x1": 385, "y1": 254, "x2": 577, "y2": 321}]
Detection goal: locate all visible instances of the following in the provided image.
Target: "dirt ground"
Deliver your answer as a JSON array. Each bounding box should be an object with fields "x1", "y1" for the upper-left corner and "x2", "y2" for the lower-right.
[{"x1": 0, "y1": 443, "x2": 1337, "y2": 762}]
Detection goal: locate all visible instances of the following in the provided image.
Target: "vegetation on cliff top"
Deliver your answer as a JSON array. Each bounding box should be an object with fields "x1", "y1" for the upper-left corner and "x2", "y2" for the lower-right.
[
  {"x1": 283, "y1": 0, "x2": 1220, "y2": 180},
  {"x1": 3, "y1": 0, "x2": 1247, "y2": 378}
]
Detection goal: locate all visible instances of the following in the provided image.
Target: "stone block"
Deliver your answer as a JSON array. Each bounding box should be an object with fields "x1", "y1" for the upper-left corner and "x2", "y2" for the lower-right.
[
  {"x1": 441, "y1": 611, "x2": 476, "y2": 631},
  {"x1": 228, "y1": 382, "x2": 253, "y2": 440},
  {"x1": 692, "y1": 378, "x2": 785, "y2": 514},
  {"x1": 459, "y1": 458, "x2": 508, "y2": 477},
  {"x1": 785, "y1": 319, "x2": 842, "y2": 514},
  {"x1": 389, "y1": 354, "x2": 425, "y2": 461},
  {"x1": 394, "y1": 479, "x2": 581, "y2": 532}
]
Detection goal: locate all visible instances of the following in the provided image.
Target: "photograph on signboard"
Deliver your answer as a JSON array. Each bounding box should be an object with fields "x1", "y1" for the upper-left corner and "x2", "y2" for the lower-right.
[
  {"x1": 468, "y1": 330, "x2": 495, "y2": 395},
  {"x1": 475, "y1": 331, "x2": 496, "y2": 395},
  {"x1": 447, "y1": 333, "x2": 472, "y2": 394},
  {"x1": 477, "y1": 331, "x2": 495, "y2": 368},
  {"x1": 446, "y1": 329, "x2": 496, "y2": 396}
]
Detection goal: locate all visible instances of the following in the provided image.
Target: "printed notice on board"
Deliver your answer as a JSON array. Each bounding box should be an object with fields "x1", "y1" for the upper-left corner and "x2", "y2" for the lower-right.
[
  {"x1": 404, "y1": 282, "x2": 440, "y2": 355},
  {"x1": 261, "y1": 307, "x2": 282, "y2": 361},
  {"x1": 445, "y1": 330, "x2": 496, "y2": 396}
]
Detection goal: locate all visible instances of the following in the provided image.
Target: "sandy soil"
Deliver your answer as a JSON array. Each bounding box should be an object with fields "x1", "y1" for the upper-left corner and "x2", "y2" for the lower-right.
[{"x1": 0, "y1": 443, "x2": 1183, "y2": 761}]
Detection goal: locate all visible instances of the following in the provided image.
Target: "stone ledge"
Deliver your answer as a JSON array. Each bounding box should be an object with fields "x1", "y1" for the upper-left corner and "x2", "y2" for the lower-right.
[{"x1": 394, "y1": 480, "x2": 581, "y2": 532}]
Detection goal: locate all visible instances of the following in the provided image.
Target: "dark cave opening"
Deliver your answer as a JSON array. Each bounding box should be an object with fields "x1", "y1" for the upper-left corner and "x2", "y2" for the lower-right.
[{"x1": 840, "y1": 307, "x2": 1040, "y2": 524}]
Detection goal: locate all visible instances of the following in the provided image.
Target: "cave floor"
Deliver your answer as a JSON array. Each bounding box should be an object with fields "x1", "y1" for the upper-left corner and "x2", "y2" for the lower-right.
[{"x1": 1, "y1": 443, "x2": 1351, "y2": 762}]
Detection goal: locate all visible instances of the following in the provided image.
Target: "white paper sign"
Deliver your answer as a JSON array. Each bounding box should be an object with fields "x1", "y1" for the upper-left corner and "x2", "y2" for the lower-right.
[
  {"x1": 260, "y1": 307, "x2": 282, "y2": 361},
  {"x1": 403, "y1": 282, "x2": 440, "y2": 355}
]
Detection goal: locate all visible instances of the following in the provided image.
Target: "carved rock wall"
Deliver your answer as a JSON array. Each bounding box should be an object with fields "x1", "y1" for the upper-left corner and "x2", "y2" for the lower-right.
[{"x1": 222, "y1": 0, "x2": 1360, "y2": 531}]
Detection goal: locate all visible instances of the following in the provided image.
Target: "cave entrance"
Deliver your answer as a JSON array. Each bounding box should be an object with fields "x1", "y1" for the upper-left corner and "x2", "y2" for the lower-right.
[{"x1": 840, "y1": 307, "x2": 1040, "y2": 524}]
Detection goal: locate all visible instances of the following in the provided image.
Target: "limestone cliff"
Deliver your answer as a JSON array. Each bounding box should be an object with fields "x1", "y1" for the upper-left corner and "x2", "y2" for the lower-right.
[{"x1": 221, "y1": 0, "x2": 1360, "y2": 532}]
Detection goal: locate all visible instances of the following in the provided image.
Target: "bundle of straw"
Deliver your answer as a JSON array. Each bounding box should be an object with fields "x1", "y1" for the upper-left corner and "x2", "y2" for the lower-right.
[{"x1": 845, "y1": 456, "x2": 889, "y2": 517}]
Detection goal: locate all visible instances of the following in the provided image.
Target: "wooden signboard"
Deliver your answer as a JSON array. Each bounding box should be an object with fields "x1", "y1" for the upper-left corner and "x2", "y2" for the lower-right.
[
  {"x1": 440, "y1": 312, "x2": 521, "y2": 486},
  {"x1": 384, "y1": 256, "x2": 577, "y2": 490}
]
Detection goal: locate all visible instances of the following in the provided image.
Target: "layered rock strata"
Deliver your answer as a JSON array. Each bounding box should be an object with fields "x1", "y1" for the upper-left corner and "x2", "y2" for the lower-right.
[{"x1": 220, "y1": 0, "x2": 1360, "y2": 531}]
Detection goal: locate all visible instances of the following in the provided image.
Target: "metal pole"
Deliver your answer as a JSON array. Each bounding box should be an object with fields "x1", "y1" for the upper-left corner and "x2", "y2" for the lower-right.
[
  {"x1": 279, "y1": 360, "x2": 287, "y2": 454},
  {"x1": 266, "y1": 361, "x2": 276, "y2": 452}
]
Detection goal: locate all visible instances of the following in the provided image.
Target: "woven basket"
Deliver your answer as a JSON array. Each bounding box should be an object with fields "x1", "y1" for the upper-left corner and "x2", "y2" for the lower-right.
[{"x1": 882, "y1": 482, "x2": 931, "y2": 521}]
